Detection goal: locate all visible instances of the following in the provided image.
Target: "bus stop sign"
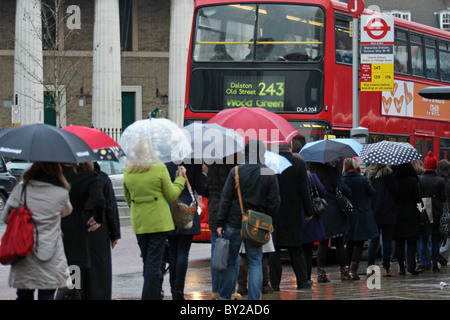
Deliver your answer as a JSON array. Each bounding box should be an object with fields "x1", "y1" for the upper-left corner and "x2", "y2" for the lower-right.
[{"x1": 348, "y1": 0, "x2": 365, "y2": 17}]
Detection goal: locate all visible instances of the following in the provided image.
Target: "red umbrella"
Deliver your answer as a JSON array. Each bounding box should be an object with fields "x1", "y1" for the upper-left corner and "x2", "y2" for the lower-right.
[
  {"x1": 206, "y1": 107, "x2": 299, "y2": 146},
  {"x1": 62, "y1": 125, "x2": 119, "y2": 150}
]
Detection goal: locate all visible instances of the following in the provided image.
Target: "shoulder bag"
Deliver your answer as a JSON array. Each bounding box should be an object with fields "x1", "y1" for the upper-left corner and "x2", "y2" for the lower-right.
[
  {"x1": 171, "y1": 171, "x2": 197, "y2": 229},
  {"x1": 235, "y1": 166, "x2": 273, "y2": 246},
  {"x1": 0, "y1": 185, "x2": 37, "y2": 265},
  {"x1": 308, "y1": 172, "x2": 327, "y2": 216},
  {"x1": 335, "y1": 185, "x2": 353, "y2": 215}
]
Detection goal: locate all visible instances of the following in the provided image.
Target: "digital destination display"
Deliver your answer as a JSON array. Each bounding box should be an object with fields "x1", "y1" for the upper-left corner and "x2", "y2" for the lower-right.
[{"x1": 223, "y1": 76, "x2": 285, "y2": 110}]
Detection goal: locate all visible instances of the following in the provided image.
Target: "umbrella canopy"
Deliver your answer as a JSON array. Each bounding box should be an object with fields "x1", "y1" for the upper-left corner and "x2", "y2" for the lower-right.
[
  {"x1": 93, "y1": 146, "x2": 126, "y2": 162},
  {"x1": 182, "y1": 122, "x2": 245, "y2": 163},
  {"x1": 62, "y1": 125, "x2": 119, "y2": 150},
  {"x1": 206, "y1": 107, "x2": 299, "y2": 146},
  {"x1": 299, "y1": 138, "x2": 363, "y2": 163},
  {"x1": 0, "y1": 123, "x2": 96, "y2": 164},
  {"x1": 359, "y1": 140, "x2": 422, "y2": 166},
  {"x1": 264, "y1": 151, "x2": 292, "y2": 174},
  {"x1": 119, "y1": 118, "x2": 192, "y2": 164}
]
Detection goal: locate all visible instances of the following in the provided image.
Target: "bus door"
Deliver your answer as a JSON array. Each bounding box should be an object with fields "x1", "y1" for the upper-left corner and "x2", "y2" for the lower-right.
[{"x1": 413, "y1": 131, "x2": 434, "y2": 159}]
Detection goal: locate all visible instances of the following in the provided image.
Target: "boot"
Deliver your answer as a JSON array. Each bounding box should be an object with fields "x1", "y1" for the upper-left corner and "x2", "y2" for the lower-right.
[
  {"x1": 349, "y1": 262, "x2": 360, "y2": 280},
  {"x1": 383, "y1": 267, "x2": 395, "y2": 277},
  {"x1": 317, "y1": 267, "x2": 329, "y2": 283},
  {"x1": 340, "y1": 266, "x2": 350, "y2": 281},
  {"x1": 237, "y1": 255, "x2": 248, "y2": 295},
  {"x1": 262, "y1": 254, "x2": 274, "y2": 294}
]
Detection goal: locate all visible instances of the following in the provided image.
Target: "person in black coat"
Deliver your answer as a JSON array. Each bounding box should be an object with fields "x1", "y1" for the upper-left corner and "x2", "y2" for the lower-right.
[
  {"x1": 342, "y1": 157, "x2": 377, "y2": 280},
  {"x1": 83, "y1": 162, "x2": 121, "y2": 300},
  {"x1": 269, "y1": 143, "x2": 314, "y2": 290},
  {"x1": 309, "y1": 160, "x2": 351, "y2": 282},
  {"x1": 365, "y1": 163, "x2": 398, "y2": 277},
  {"x1": 392, "y1": 162, "x2": 422, "y2": 275},
  {"x1": 166, "y1": 162, "x2": 207, "y2": 300},
  {"x1": 417, "y1": 152, "x2": 447, "y2": 272},
  {"x1": 56, "y1": 162, "x2": 105, "y2": 300},
  {"x1": 217, "y1": 140, "x2": 280, "y2": 300}
]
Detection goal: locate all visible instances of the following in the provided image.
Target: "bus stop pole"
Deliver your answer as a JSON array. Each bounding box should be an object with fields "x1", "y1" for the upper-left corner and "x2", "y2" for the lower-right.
[
  {"x1": 351, "y1": 16, "x2": 369, "y2": 143},
  {"x1": 352, "y1": 17, "x2": 359, "y2": 130}
]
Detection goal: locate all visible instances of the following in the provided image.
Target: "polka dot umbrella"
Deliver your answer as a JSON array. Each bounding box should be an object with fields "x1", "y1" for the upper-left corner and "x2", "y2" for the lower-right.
[{"x1": 359, "y1": 140, "x2": 422, "y2": 166}]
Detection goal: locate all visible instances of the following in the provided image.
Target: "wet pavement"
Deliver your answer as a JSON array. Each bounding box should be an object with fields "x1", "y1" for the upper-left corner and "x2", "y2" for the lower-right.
[{"x1": 2, "y1": 216, "x2": 450, "y2": 301}]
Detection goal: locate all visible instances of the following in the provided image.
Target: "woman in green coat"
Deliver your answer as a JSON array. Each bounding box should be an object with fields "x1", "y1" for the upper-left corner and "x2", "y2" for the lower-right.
[{"x1": 123, "y1": 139, "x2": 186, "y2": 300}]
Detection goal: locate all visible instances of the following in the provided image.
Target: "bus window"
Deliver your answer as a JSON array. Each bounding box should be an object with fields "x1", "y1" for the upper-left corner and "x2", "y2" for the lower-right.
[
  {"x1": 394, "y1": 29, "x2": 408, "y2": 73},
  {"x1": 194, "y1": 5, "x2": 256, "y2": 62},
  {"x1": 440, "y1": 138, "x2": 450, "y2": 160},
  {"x1": 335, "y1": 14, "x2": 352, "y2": 64},
  {"x1": 439, "y1": 41, "x2": 450, "y2": 82},
  {"x1": 425, "y1": 38, "x2": 438, "y2": 80},
  {"x1": 257, "y1": 4, "x2": 324, "y2": 61},
  {"x1": 410, "y1": 34, "x2": 424, "y2": 77}
]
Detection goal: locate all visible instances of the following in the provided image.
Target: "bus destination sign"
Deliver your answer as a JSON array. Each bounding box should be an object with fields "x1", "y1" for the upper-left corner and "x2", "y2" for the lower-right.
[{"x1": 223, "y1": 76, "x2": 285, "y2": 110}]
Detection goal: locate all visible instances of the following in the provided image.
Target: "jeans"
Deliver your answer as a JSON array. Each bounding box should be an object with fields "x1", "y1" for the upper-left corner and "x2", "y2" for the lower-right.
[
  {"x1": 136, "y1": 232, "x2": 168, "y2": 300},
  {"x1": 220, "y1": 225, "x2": 262, "y2": 300},
  {"x1": 168, "y1": 234, "x2": 193, "y2": 294},
  {"x1": 419, "y1": 233, "x2": 441, "y2": 268},
  {"x1": 17, "y1": 289, "x2": 55, "y2": 300}
]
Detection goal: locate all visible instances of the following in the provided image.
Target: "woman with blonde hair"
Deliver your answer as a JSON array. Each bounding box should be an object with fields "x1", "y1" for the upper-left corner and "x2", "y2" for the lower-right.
[
  {"x1": 342, "y1": 157, "x2": 377, "y2": 280},
  {"x1": 3, "y1": 162, "x2": 72, "y2": 300},
  {"x1": 123, "y1": 138, "x2": 187, "y2": 300}
]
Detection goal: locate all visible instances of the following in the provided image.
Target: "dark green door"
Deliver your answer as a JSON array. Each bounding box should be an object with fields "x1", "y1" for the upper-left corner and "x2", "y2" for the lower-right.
[
  {"x1": 122, "y1": 92, "x2": 135, "y2": 130},
  {"x1": 44, "y1": 91, "x2": 56, "y2": 126}
]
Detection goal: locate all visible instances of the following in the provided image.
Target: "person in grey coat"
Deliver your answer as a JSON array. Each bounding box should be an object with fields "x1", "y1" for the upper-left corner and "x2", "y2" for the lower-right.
[
  {"x1": 2, "y1": 162, "x2": 72, "y2": 300},
  {"x1": 342, "y1": 157, "x2": 377, "y2": 280}
]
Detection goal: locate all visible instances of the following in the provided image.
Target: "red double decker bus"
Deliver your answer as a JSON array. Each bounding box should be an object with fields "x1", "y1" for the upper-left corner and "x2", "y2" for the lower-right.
[{"x1": 185, "y1": 0, "x2": 450, "y2": 241}]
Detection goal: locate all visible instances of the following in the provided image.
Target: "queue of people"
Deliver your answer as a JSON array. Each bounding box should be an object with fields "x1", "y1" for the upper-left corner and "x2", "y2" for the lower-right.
[{"x1": 3, "y1": 134, "x2": 449, "y2": 301}]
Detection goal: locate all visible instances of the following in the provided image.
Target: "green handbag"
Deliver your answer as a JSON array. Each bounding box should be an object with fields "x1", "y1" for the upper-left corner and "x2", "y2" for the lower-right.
[{"x1": 235, "y1": 166, "x2": 273, "y2": 246}]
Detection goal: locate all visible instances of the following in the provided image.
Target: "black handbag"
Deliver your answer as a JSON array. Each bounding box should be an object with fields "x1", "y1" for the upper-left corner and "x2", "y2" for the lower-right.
[
  {"x1": 335, "y1": 186, "x2": 353, "y2": 215},
  {"x1": 308, "y1": 172, "x2": 327, "y2": 216},
  {"x1": 211, "y1": 235, "x2": 229, "y2": 271}
]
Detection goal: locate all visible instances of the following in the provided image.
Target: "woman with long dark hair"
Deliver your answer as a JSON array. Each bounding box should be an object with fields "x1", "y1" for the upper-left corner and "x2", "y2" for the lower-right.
[{"x1": 3, "y1": 162, "x2": 72, "y2": 300}]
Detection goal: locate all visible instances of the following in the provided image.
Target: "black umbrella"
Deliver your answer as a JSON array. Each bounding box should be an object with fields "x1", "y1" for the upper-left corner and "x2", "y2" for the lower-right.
[
  {"x1": 359, "y1": 140, "x2": 422, "y2": 166},
  {"x1": 0, "y1": 123, "x2": 97, "y2": 164}
]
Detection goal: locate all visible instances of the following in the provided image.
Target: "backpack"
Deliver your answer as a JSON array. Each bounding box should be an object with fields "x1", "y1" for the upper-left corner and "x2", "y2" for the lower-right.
[{"x1": 0, "y1": 186, "x2": 36, "y2": 265}]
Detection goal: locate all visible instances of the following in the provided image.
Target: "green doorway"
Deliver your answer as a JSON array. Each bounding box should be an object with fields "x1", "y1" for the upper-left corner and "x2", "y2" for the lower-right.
[
  {"x1": 122, "y1": 91, "x2": 135, "y2": 130},
  {"x1": 44, "y1": 91, "x2": 56, "y2": 126}
]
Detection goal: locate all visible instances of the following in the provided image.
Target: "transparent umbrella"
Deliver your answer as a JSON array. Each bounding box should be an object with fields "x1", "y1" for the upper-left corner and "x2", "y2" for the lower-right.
[{"x1": 119, "y1": 118, "x2": 192, "y2": 164}]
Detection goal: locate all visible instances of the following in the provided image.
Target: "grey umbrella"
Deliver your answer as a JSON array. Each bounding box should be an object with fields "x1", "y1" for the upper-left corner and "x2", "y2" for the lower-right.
[{"x1": 0, "y1": 123, "x2": 96, "y2": 164}]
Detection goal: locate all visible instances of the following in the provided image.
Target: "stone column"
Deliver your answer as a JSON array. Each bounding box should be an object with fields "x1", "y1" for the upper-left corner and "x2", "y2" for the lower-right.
[
  {"x1": 92, "y1": 0, "x2": 122, "y2": 130},
  {"x1": 14, "y1": 0, "x2": 44, "y2": 125},
  {"x1": 168, "y1": 0, "x2": 194, "y2": 126}
]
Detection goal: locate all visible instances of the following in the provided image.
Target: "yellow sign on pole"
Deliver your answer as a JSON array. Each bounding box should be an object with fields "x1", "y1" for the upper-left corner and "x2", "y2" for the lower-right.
[{"x1": 360, "y1": 63, "x2": 394, "y2": 91}]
